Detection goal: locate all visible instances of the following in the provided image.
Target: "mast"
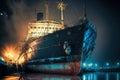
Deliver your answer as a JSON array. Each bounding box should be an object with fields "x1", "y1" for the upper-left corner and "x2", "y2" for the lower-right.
[
  {"x1": 58, "y1": 0, "x2": 66, "y2": 26},
  {"x1": 45, "y1": 0, "x2": 49, "y2": 20},
  {"x1": 81, "y1": 0, "x2": 87, "y2": 72},
  {"x1": 83, "y1": 0, "x2": 87, "y2": 20}
]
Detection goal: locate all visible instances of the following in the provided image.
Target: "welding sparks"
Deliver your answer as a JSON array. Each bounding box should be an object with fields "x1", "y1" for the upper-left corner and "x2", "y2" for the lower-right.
[
  {"x1": 1, "y1": 44, "x2": 28, "y2": 65},
  {"x1": 1, "y1": 44, "x2": 35, "y2": 65},
  {"x1": 1, "y1": 40, "x2": 38, "y2": 65},
  {"x1": 1, "y1": 44, "x2": 20, "y2": 64}
]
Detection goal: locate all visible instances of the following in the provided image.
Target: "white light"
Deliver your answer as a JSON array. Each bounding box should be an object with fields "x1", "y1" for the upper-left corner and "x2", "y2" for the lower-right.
[
  {"x1": 106, "y1": 62, "x2": 109, "y2": 66},
  {"x1": 83, "y1": 75, "x2": 86, "y2": 80},
  {"x1": 83, "y1": 63, "x2": 86, "y2": 67},
  {"x1": 0, "y1": 13, "x2": 3, "y2": 15},
  {"x1": 1, "y1": 58, "x2": 5, "y2": 61},
  {"x1": 117, "y1": 62, "x2": 120, "y2": 65},
  {"x1": 88, "y1": 63, "x2": 93, "y2": 67},
  {"x1": 95, "y1": 63, "x2": 98, "y2": 67},
  {"x1": 0, "y1": 57, "x2": 5, "y2": 61}
]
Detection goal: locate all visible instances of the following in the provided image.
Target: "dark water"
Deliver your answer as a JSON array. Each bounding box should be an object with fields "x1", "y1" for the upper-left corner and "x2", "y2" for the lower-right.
[{"x1": 1, "y1": 72, "x2": 120, "y2": 80}]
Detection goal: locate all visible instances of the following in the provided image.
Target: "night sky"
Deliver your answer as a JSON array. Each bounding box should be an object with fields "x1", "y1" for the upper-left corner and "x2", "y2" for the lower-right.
[{"x1": 0, "y1": 0, "x2": 120, "y2": 66}]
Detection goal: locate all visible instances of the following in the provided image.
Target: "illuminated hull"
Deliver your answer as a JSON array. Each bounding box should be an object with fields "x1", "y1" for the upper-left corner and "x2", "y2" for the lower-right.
[
  {"x1": 24, "y1": 20, "x2": 96, "y2": 74},
  {"x1": 26, "y1": 61, "x2": 80, "y2": 75}
]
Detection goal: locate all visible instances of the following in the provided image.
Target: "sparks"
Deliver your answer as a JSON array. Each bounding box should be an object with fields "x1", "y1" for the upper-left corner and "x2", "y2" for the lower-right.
[{"x1": 1, "y1": 44, "x2": 20, "y2": 64}]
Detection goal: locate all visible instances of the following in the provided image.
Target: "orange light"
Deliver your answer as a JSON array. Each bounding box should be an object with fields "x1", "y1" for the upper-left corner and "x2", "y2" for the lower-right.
[
  {"x1": 17, "y1": 56, "x2": 25, "y2": 64},
  {"x1": 2, "y1": 44, "x2": 25, "y2": 64},
  {"x1": 1, "y1": 42, "x2": 36, "y2": 65},
  {"x1": 1, "y1": 44, "x2": 27, "y2": 65},
  {"x1": 3, "y1": 76, "x2": 19, "y2": 80},
  {"x1": 1, "y1": 44, "x2": 21, "y2": 64}
]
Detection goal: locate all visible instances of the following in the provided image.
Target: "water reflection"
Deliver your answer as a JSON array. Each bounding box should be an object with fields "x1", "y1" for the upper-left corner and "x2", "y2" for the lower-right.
[
  {"x1": 2, "y1": 73, "x2": 80, "y2": 80},
  {"x1": 83, "y1": 73, "x2": 97, "y2": 80},
  {"x1": 1, "y1": 72, "x2": 120, "y2": 80},
  {"x1": 2, "y1": 76, "x2": 18, "y2": 80},
  {"x1": 117, "y1": 73, "x2": 119, "y2": 80},
  {"x1": 82, "y1": 72, "x2": 120, "y2": 80}
]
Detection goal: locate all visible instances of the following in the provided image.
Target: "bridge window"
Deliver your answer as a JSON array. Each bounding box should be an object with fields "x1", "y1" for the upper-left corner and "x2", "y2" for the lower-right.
[{"x1": 45, "y1": 27, "x2": 48, "y2": 29}]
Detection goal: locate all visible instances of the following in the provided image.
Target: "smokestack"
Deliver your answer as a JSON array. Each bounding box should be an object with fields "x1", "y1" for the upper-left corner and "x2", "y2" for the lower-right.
[
  {"x1": 37, "y1": 12, "x2": 43, "y2": 21},
  {"x1": 45, "y1": 0, "x2": 49, "y2": 20}
]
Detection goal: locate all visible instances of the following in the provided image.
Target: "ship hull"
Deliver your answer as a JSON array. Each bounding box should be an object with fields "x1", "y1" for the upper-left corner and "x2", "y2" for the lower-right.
[
  {"x1": 23, "y1": 21, "x2": 96, "y2": 74},
  {"x1": 25, "y1": 61, "x2": 80, "y2": 75}
]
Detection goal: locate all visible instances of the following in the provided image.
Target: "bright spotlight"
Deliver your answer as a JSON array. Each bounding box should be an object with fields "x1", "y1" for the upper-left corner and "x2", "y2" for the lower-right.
[
  {"x1": 106, "y1": 62, "x2": 109, "y2": 66},
  {"x1": 83, "y1": 63, "x2": 86, "y2": 67},
  {"x1": 95, "y1": 63, "x2": 98, "y2": 67},
  {"x1": 117, "y1": 62, "x2": 120, "y2": 65}
]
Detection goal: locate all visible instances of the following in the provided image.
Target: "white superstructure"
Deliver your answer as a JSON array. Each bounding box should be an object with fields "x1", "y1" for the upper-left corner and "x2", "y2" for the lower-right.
[
  {"x1": 26, "y1": 20, "x2": 64, "y2": 40},
  {"x1": 25, "y1": 0, "x2": 65, "y2": 41}
]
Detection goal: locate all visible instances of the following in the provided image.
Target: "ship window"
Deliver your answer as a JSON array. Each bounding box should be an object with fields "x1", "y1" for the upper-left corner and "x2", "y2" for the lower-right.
[
  {"x1": 32, "y1": 32, "x2": 35, "y2": 34},
  {"x1": 34, "y1": 27, "x2": 36, "y2": 28}
]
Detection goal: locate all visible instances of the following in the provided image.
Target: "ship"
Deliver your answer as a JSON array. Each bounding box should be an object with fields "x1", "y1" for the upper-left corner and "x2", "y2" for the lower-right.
[{"x1": 18, "y1": 0, "x2": 97, "y2": 75}]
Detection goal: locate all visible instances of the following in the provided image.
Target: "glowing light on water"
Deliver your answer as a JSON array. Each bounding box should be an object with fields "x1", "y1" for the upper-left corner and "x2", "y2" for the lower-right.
[{"x1": 3, "y1": 76, "x2": 19, "y2": 80}]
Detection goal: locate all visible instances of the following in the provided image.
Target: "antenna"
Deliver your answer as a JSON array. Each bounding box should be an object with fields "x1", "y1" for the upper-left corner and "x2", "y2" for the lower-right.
[
  {"x1": 83, "y1": 0, "x2": 87, "y2": 20},
  {"x1": 45, "y1": 0, "x2": 49, "y2": 20},
  {"x1": 57, "y1": 0, "x2": 66, "y2": 26}
]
